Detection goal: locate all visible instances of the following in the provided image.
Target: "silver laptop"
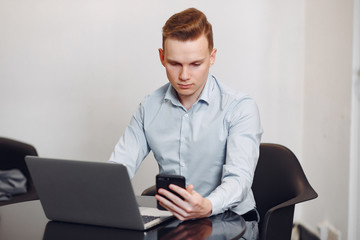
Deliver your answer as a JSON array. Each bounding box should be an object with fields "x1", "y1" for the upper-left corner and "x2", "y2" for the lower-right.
[{"x1": 25, "y1": 156, "x2": 173, "y2": 230}]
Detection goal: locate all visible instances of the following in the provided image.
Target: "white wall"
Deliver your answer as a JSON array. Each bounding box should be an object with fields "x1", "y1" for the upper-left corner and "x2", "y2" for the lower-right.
[
  {"x1": 0, "y1": 0, "x2": 354, "y2": 238},
  {"x1": 349, "y1": 0, "x2": 360, "y2": 238},
  {"x1": 300, "y1": 0, "x2": 353, "y2": 239}
]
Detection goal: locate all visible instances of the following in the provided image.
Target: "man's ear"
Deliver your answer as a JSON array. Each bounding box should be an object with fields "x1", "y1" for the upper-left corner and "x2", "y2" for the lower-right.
[
  {"x1": 210, "y1": 48, "x2": 217, "y2": 66},
  {"x1": 159, "y1": 48, "x2": 165, "y2": 67}
]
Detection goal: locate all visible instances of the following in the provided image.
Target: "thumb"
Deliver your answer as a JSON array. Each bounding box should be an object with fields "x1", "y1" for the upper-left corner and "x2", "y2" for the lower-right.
[{"x1": 186, "y1": 184, "x2": 194, "y2": 193}]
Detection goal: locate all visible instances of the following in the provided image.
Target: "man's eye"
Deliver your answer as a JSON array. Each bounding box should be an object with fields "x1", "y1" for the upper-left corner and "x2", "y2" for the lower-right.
[{"x1": 192, "y1": 63, "x2": 201, "y2": 67}]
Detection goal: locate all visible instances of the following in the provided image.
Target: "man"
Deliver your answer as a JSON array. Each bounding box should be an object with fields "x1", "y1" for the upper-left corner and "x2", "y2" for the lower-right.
[{"x1": 109, "y1": 7, "x2": 262, "y2": 228}]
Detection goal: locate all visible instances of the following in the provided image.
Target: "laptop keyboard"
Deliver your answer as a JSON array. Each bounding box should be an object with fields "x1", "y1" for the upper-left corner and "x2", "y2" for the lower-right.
[{"x1": 142, "y1": 215, "x2": 161, "y2": 223}]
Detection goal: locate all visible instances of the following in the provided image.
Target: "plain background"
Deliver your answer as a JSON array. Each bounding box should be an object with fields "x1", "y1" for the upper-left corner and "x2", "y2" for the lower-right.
[{"x1": 0, "y1": 0, "x2": 358, "y2": 238}]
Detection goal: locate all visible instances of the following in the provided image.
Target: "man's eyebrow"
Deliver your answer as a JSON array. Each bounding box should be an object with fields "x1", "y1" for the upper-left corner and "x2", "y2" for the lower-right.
[
  {"x1": 166, "y1": 58, "x2": 206, "y2": 64},
  {"x1": 166, "y1": 59, "x2": 180, "y2": 64},
  {"x1": 191, "y1": 58, "x2": 206, "y2": 64}
]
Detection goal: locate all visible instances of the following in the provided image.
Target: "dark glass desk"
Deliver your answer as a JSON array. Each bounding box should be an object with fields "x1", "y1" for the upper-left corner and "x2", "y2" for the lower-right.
[{"x1": 0, "y1": 197, "x2": 246, "y2": 240}]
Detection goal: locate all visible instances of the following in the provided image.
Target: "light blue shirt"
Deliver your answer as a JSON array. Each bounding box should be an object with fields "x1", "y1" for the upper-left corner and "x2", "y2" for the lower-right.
[{"x1": 109, "y1": 74, "x2": 263, "y2": 215}]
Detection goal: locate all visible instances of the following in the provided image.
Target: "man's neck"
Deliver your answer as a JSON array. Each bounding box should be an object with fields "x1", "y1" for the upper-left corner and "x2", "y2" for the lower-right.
[{"x1": 178, "y1": 95, "x2": 198, "y2": 111}]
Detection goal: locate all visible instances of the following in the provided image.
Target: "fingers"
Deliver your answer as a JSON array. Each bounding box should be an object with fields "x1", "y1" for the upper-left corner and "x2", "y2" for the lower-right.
[
  {"x1": 158, "y1": 184, "x2": 194, "y2": 203},
  {"x1": 169, "y1": 184, "x2": 189, "y2": 196},
  {"x1": 155, "y1": 193, "x2": 190, "y2": 220},
  {"x1": 168, "y1": 184, "x2": 194, "y2": 202},
  {"x1": 156, "y1": 185, "x2": 212, "y2": 220}
]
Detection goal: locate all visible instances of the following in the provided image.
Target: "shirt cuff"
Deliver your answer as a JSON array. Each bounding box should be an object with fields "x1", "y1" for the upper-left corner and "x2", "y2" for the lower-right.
[{"x1": 206, "y1": 195, "x2": 224, "y2": 216}]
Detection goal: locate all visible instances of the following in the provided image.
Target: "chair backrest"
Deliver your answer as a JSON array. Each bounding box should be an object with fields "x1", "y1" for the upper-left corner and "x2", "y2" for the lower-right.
[
  {"x1": 0, "y1": 137, "x2": 39, "y2": 205},
  {"x1": 252, "y1": 143, "x2": 318, "y2": 240}
]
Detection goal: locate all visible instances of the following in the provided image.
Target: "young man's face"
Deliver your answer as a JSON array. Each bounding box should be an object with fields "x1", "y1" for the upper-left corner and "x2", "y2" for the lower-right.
[{"x1": 159, "y1": 34, "x2": 217, "y2": 107}]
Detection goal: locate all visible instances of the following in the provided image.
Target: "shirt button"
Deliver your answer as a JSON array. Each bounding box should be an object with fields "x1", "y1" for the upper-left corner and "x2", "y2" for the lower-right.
[
  {"x1": 180, "y1": 162, "x2": 185, "y2": 167},
  {"x1": 184, "y1": 114, "x2": 189, "y2": 118}
]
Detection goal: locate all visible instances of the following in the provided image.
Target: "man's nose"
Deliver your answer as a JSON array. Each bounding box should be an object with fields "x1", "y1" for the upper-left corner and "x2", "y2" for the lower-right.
[{"x1": 179, "y1": 66, "x2": 190, "y2": 81}]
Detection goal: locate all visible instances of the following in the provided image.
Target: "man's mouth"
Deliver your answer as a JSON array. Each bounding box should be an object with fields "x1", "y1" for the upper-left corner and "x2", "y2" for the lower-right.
[{"x1": 178, "y1": 84, "x2": 192, "y2": 89}]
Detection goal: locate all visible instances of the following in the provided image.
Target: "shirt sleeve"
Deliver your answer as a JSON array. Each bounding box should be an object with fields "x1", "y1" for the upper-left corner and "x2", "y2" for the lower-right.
[
  {"x1": 206, "y1": 97, "x2": 263, "y2": 215},
  {"x1": 108, "y1": 100, "x2": 151, "y2": 179}
]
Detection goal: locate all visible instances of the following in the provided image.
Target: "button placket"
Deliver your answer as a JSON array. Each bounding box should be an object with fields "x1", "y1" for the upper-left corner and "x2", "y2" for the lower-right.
[{"x1": 179, "y1": 112, "x2": 190, "y2": 175}]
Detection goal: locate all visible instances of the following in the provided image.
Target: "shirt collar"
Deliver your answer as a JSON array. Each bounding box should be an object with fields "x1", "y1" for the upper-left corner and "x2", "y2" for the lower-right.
[
  {"x1": 164, "y1": 84, "x2": 181, "y2": 106},
  {"x1": 198, "y1": 74, "x2": 214, "y2": 104},
  {"x1": 164, "y1": 74, "x2": 214, "y2": 106}
]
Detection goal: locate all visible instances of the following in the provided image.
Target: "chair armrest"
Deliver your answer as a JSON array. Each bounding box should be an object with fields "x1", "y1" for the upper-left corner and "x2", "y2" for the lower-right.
[
  {"x1": 260, "y1": 189, "x2": 318, "y2": 240},
  {"x1": 267, "y1": 187, "x2": 318, "y2": 215},
  {"x1": 141, "y1": 185, "x2": 156, "y2": 196}
]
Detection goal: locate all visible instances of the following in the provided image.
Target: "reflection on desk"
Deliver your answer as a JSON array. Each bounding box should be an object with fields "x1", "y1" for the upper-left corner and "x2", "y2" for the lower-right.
[
  {"x1": 0, "y1": 200, "x2": 246, "y2": 240},
  {"x1": 43, "y1": 211, "x2": 245, "y2": 240},
  {"x1": 158, "y1": 211, "x2": 246, "y2": 240}
]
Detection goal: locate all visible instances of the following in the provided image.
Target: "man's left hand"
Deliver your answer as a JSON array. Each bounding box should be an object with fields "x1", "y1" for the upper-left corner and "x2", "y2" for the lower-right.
[{"x1": 155, "y1": 184, "x2": 212, "y2": 221}]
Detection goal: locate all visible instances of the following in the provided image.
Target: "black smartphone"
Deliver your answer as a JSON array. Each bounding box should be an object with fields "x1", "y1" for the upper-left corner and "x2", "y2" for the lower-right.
[{"x1": 156, "y1": 174, "x2": 186, "y2": 210}]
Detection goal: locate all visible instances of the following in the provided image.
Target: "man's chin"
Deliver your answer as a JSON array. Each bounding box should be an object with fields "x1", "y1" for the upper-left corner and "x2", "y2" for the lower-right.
[{"x1": 176, "y1": 89, "x2": 194, "y2": 97}]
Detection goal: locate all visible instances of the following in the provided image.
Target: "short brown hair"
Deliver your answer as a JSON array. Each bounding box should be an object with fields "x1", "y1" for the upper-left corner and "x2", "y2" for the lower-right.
[{"x1": 162, "y1": 8, "x2": 213, "y2": 52}]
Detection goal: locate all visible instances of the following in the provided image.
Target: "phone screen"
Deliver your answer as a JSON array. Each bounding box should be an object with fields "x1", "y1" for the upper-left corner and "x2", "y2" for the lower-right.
[{"x1": 156, "y1": 174, "x2": 186, "y2": 210}]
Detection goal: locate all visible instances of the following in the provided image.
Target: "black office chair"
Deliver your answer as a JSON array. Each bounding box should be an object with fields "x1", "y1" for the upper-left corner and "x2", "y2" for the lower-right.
[
  {"x1": 253, "y1": 143, "x2": 318, "y2": 240},
  {"x1": 141, "y1": 143, "x2": 318, "y2": 240},
  {"x1": 0, "y1": 137, "x2": 39, "y2": 206}
]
